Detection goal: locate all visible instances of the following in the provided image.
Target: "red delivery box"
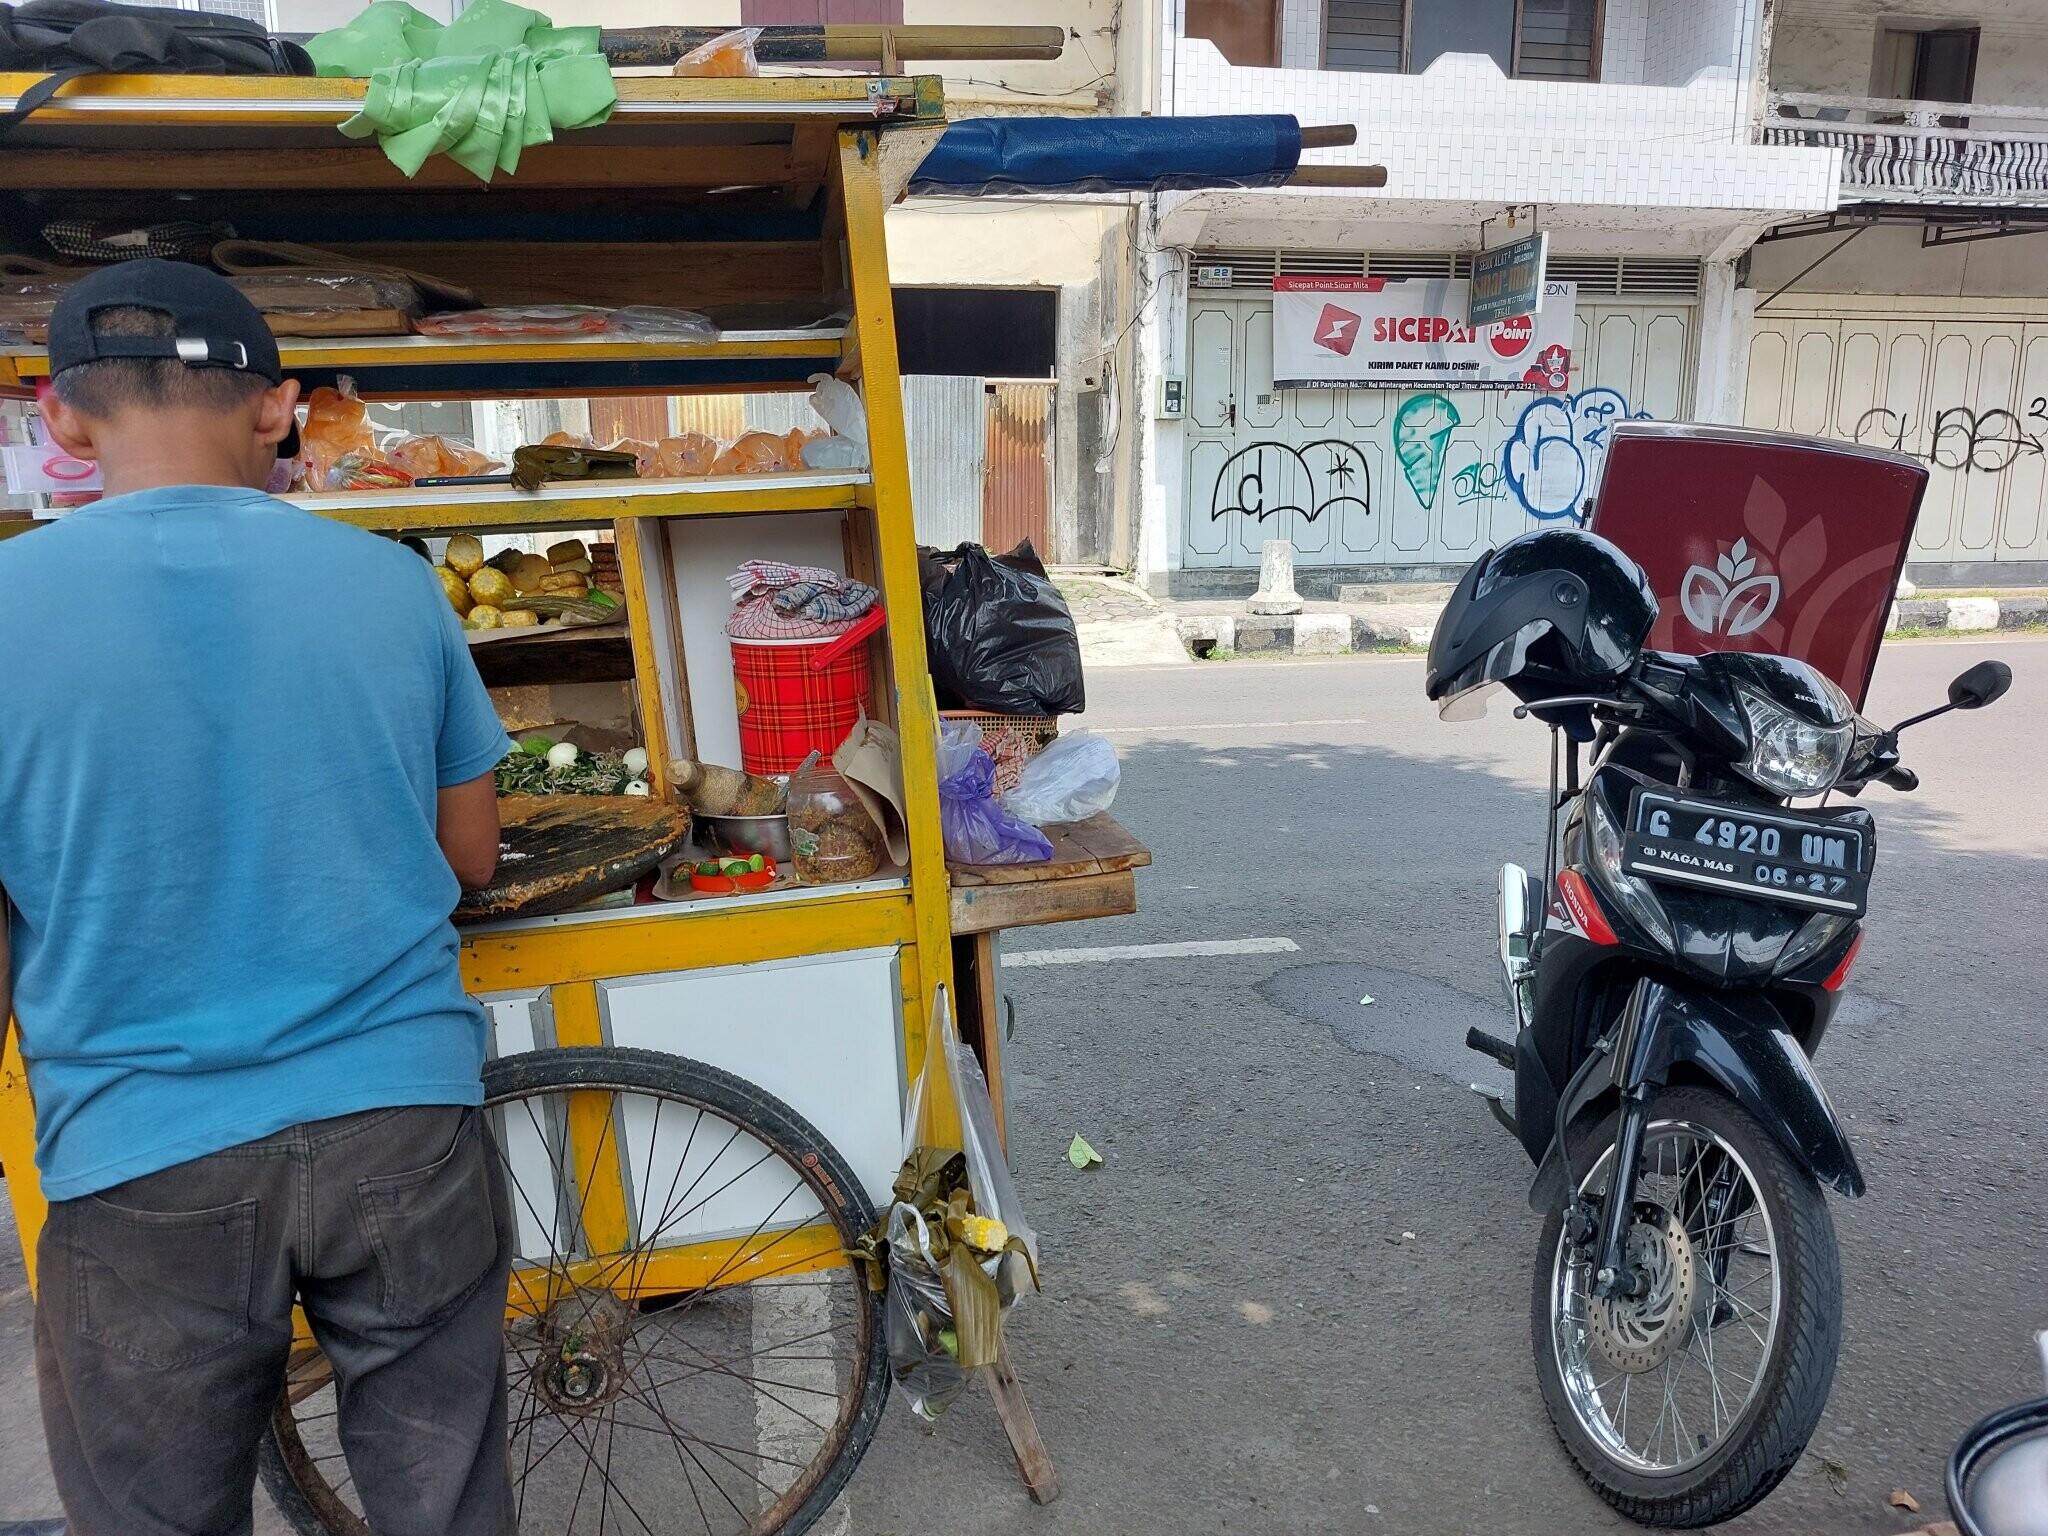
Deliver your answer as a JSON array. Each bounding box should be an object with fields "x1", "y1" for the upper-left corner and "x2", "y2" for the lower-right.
[{"x1": 1590, "y1": 423, "x2": 1927, "y2": 707}]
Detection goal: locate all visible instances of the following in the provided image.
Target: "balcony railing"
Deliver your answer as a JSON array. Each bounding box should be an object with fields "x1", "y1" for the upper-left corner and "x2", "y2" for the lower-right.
[{"x1": 1764, "y1": 90, "x2": 2048, "y2": 203}]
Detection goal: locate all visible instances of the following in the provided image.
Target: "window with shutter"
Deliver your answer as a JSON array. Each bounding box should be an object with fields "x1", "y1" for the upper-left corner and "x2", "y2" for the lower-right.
[{"x1": 1320, "y1": 0, "x2": 1603, "y2": 81}]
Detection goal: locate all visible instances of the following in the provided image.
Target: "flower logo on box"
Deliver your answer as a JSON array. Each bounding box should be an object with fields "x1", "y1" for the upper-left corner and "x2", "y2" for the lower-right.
[
  {"x1": 1489, "y1": 313, "x2": 1536, "y2": 360},
  {"x1": 1313, "y1": 303, "x2": 1362, "y2": 357},
  {"x1": 1521, "y1": 344, "x2": 1571, "y2": 392}
]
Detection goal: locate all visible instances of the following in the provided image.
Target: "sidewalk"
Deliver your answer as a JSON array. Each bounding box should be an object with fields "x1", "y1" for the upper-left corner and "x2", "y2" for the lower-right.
[{"x1": 1059, "y1": 575, "x2": 2048, "y2": 662}]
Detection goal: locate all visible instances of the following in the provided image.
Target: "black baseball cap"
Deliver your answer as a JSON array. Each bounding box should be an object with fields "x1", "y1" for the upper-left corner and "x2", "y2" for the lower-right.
[{"x1": 48, "y1": 259, "x2": 300, "y2": 459}]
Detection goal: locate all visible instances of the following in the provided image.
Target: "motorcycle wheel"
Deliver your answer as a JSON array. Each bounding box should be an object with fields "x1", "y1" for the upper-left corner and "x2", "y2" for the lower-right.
[{"x1": 1531, "y1": 1086, "x2": 1841, "y2": 1527}]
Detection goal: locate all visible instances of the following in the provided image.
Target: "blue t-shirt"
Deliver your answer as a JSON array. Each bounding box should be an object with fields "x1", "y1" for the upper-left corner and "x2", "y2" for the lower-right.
[{"x1": 0, "y1": 486, "x2": 512, "y2": 1200}]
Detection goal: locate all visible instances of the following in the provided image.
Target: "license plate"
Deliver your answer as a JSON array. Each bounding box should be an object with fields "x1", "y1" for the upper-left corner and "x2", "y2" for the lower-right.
[{"x1": 1624, "y1": 791, "x2": 1871, "y2": 915}]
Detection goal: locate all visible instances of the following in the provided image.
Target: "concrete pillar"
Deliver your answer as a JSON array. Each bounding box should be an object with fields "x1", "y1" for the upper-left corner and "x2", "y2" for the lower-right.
[
  {"x1": 1692, "y1": 257, "x2": 1755, "y2": 426},
  {"x1": 1247, "y1": 539, "x2": 1304, "y2": 615}
]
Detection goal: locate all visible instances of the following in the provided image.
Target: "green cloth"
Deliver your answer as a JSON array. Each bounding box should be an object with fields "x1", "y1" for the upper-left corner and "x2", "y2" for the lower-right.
[{"x1": 308, "y1": 0, "x2": 616, "y2": 183}]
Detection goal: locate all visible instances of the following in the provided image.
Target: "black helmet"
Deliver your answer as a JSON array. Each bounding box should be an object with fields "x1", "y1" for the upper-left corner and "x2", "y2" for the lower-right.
[{"x1": 1425, "y1": 529, "x2": 1656, "y2": 710}]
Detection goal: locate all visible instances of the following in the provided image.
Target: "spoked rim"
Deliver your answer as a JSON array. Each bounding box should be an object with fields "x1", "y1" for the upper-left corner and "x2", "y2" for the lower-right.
[
  {"x1": 271, "y1": 1072, "x2": 879, "y2": 1535},
  {"x1": 1550, "y1": 1119, "x2": 1783, "y2": 1477}
]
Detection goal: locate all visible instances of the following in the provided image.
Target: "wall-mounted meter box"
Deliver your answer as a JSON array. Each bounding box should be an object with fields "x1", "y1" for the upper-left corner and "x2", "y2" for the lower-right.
[{"x1": 1157, "y1": 376, "x2": 1186, "y2": 419}]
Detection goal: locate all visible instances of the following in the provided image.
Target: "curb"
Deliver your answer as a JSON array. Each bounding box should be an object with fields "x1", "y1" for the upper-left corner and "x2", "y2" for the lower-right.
[
  {"x1": 1175, "y1": 594, "x2": 2048, "y2": 659},
  {"x1": 1175, "y1": 613, "x2": 1433, "y2": 657}
]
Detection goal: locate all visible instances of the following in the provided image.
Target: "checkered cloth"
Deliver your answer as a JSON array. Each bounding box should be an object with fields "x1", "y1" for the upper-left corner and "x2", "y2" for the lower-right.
[{"x1": 725, "y1": 560, "x2": 879, "y2": 640}]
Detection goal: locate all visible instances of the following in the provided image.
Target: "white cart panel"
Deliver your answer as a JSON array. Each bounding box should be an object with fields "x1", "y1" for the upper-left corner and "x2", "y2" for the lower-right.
[{"x1": 598, "y1": 947, "x2": 905, "y2": 1214}]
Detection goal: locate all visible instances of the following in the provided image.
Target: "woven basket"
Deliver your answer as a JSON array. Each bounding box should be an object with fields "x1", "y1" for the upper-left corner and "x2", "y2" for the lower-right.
[{"x1": 941, "y1": 711, "x2": 1059, "y2": 797}]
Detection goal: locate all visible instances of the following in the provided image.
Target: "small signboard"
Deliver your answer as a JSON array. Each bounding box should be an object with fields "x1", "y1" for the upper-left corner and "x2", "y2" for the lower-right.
[
  {"x1": 1470, "y1": 231, "x2": 1549, "y2": 329},
  {"x1": 1271, "y1": 276, "x2": 1575, "y2": 390},
  {"x1": 1193, "y1": 264, "x2": 1235, "y2": 288}
]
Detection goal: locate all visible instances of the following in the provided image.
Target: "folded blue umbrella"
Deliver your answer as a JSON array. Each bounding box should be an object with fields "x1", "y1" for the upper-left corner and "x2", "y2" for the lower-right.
[{"x1": 910, "y1": 114, "x2": 1302, "y2": 196}]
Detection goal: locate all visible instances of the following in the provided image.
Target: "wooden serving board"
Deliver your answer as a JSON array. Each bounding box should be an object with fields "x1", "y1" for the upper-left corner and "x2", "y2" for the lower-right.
[{"x1": 455, "y1": 794, "x2": 689, "y2": 924}]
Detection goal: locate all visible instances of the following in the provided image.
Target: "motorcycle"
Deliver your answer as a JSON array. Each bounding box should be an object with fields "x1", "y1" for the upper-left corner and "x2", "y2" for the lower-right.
[
  {"x1": 1949, "y1": 1330, "x2": 2048, "y2": 1536},
  {"x1": 1425, "y1": 527, "x2": 2012, "y2": 1527}
]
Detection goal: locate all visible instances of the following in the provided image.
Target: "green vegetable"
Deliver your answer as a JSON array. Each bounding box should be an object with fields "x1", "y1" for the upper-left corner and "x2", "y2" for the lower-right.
[
  {"x1": 586, "y1": 590, "x2": 620, "y2": 609},
  {"x1": 747, "y1": 852, "x2": 765, "y2": 873},
  {"x1": 518, "y1": 736, "x2": 556, "y2": 756},
  {"x1": 720, "y1": 858, "x2": 749, "y2": 877}
]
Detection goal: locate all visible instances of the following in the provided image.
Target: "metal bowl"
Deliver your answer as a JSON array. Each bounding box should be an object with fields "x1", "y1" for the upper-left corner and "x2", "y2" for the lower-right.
[{"x1": 695, "y1": 811, "x2": 792, "y2": 864}]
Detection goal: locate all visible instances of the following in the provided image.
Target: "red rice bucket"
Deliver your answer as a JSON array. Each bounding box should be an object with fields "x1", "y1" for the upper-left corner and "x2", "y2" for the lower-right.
[{"x1": 730, "y1": 609, "x2": 885, "y2": 775}]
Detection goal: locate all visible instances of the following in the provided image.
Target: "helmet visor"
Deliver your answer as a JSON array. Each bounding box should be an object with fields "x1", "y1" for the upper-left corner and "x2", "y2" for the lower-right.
[{"x1": 1435, "y1": 620, "x2": 1548, "y2": 721}]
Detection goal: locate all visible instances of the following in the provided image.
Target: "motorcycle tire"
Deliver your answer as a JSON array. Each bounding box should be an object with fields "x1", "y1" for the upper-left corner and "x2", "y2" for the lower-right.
[{"x1": 1531, "y1": 1086, "x2": 1842, "y2": 1527}]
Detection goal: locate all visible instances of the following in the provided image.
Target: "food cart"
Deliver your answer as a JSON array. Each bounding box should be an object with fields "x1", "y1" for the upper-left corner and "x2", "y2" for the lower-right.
[{"x1": 0, "y1": 61, "x2": 1157, "y2": 1534}]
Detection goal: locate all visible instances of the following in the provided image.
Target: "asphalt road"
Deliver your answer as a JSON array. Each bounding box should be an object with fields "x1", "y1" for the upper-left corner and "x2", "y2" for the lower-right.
[{"x1": 2, "y1": 636, "x2": 2043, "y2": 1534}]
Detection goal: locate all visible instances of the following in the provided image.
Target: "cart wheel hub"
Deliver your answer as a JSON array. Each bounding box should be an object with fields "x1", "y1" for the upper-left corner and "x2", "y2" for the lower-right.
[
  {"x1": 532, "y1": 1291, "x2": 631, "y2": 1413},
  {"x1": 1588, "y1": 1207, "x2": 1698, "y2": 1374}
]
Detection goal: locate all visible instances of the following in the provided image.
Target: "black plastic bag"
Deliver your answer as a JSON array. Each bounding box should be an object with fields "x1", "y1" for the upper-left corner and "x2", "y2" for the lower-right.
[{"x1": 917, "y1": 540, "x2": 1085, "y2": 716}]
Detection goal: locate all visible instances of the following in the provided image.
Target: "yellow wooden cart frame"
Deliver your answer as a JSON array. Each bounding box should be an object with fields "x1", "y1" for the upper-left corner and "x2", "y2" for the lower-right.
[{"x1": 0, "y1": 65, "x2": 1120, "y2": 1526}]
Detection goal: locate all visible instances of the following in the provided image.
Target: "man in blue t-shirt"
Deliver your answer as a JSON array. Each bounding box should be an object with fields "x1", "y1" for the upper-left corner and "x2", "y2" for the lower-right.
[{"x1": 0, "y1": 261, "x2": 517, "y2": 1533}]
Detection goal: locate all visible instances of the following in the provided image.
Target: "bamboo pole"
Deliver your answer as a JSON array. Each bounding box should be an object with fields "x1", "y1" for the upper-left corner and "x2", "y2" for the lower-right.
[{"x1": 598, "y1": 24, "x2": 1067, "y2": 68}]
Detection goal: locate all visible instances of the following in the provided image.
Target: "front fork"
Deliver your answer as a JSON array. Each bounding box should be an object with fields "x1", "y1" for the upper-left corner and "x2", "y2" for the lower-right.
[{"x1": 1569, "y1": 976, "x2": 1661, "y2": 1302}]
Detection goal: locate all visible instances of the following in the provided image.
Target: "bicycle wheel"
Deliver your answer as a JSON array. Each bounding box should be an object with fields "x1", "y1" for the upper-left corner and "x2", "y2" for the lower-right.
[{"x1": 260, "y1": 1046, "x2": 890, "y2": 1536}]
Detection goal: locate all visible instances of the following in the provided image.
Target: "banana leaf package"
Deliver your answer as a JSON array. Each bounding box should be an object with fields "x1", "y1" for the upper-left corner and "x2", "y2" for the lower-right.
[
  {"x1": 510, "y1": 443, "x2": 638, "y2": 492},
  {"x1": 851, "y1": 994, "x2": 1039, "y2": 1422}
]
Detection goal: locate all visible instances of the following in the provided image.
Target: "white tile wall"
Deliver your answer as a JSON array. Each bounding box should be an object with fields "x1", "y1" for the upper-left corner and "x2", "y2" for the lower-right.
[
  {"x1": 1166, "y1": 39, "x2": 1837, "y2": 212},
  {"x1": 1602, "y1": 0, "x2": 1649, "y2": 85},
  {"x1": 1279, "y1": 0, "x2": 1320, "y2": 70}
]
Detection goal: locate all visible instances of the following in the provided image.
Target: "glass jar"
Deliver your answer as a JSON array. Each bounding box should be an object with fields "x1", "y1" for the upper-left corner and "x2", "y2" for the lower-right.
[{"x1": 786, "y1": 766, "x2": 885, "y2": 884}]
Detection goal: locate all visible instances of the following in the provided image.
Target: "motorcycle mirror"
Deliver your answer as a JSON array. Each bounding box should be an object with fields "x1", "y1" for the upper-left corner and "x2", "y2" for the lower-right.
[{"x1": 1950, "y1": 659, "x2": 2013, "y2": 711}]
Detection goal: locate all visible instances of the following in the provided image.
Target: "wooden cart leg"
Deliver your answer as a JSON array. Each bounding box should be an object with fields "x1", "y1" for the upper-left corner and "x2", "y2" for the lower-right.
[
  {"x1": 950, "y1": 930, "x2": 1007, "y2": 1151},
  {"x1": 982, "y1": 1338, "x2": 1059, "y2": 1504}
]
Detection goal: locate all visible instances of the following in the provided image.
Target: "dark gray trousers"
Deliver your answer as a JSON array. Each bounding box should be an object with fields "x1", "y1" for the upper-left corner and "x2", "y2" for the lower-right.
[{"x1": 34, "y1": 1105, "x2": 516, "y2": 1536}]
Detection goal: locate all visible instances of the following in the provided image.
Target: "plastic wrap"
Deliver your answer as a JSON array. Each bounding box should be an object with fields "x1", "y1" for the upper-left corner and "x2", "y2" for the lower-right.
[
  {"x1": 918, "y1": 542, "x2": 1086, "y2": 716},
  {"x1": 671, "y1": 25, "x2": 761, "y2": 77},
  {"x1": 607, "y1": 305, "x2": 719, "y2": 341},
  {"x1": 1002, "y1": 730, "x2": 1119, "y2": 825},
  {"x1": 653, "y1": 432, "x2": 720, "y2": 476},
  {"x1": 712, "y1": 429, "x2": 792, "y2": 475},
  {"x1": 416, "y1": 305, "x2": 610, "y2": 338},
  {"x1": 936, "y1": 719, "x2": 1053, "y2": 866},
  {"x1": 385, "y1": 433, "x2": 496, "y2": 479},
  {"x1": 300, "y1": 379, "x2": 376, "y2": 488},
  {"x1": 800, "y1": 434, "x2": 866, "y2": 470},
  {"x1": 872, "y1": 994, "x2": 1040, "y2": 1421}
]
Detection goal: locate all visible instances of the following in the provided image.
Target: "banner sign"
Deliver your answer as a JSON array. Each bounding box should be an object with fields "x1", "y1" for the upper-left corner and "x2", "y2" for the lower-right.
[
  {"x1": 1470, "y1": 231, "x2": 1549, "y2": 327},
  {"x1": 1272, "y1": 276, "x2": 1575, "y2": 390}
]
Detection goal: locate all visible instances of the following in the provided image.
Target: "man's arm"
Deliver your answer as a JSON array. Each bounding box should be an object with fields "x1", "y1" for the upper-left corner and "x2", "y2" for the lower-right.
[{"x1": 438, "y1": 771, "x2": 501, "y2": 890}]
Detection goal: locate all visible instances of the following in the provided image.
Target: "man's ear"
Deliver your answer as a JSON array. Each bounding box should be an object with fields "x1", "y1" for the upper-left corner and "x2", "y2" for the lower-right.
[
  {"x1": 37, "y1": 389, "x2": 100, "y2": 461},
  {"x1": 255, "y1": 379, "x2": 302, "y2": 449}
]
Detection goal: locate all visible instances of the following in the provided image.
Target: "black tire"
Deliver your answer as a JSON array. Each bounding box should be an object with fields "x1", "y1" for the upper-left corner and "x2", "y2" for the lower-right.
[
  {"x1": 1531, "y1": 1086, "x2": 1842, "y2": 1527},
  {"x1": 260, "y1": 1046, "x2": 891, "y2": 1536}
]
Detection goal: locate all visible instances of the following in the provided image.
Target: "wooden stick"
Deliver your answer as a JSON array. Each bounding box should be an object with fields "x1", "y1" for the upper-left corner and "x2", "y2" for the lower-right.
[
  {"x1": 598, "y1": 24, "x2": 1067, "y2": 67},
  {"x1": 1298, "y1": 124, "x2": 1360, "y2": 148},
  {"x1": 984, "y1": 1340, "x2": 1060, "y2": 1504},
  {"x1": 1288, "y1": 165, "x2": 1390, "y2": 188}
]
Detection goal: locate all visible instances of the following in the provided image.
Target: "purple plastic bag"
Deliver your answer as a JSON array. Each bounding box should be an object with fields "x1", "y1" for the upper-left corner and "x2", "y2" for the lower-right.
[{"x1": 936, "y1": 720, "x2": 1053, "y2": 865}]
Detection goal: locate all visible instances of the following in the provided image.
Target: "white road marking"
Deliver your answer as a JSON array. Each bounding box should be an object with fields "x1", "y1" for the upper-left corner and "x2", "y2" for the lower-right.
[
  {"x1": 1094, "y1": 717, "x2": 1370, "y2": 733},
  {"x1": 751, "y1": 1271, "x2": 851, "y2": 1534},
  {"x1": 1001, "y1": 937, "x2": 1300, "y2": 968}
]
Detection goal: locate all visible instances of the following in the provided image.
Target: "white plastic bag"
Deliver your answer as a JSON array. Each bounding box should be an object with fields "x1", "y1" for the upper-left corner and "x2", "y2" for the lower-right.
[
  {"x1": 800, "y1": 434, "x2": 867, "y2": 470},
  {"x1": 1002, "y1": 730, "x2": 1120, "y2": 825},
  {"x1": 807, "y1": 372, "x2": 869, "y2": 449}
]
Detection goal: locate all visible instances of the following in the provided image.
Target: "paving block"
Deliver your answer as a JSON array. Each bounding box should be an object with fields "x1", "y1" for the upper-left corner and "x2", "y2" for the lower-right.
[
  {"x1": 1293, "y1": 614, "x2": 1351, "y2": 655},
  {"x1": 1947, "y1": 596, "x2": 2001, "y2": 632}
]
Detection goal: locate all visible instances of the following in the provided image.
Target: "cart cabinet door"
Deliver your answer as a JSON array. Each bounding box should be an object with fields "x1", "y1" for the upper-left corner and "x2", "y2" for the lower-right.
[{"x1": 598, "y1": 948, "x2": 905, "y2": 1211}]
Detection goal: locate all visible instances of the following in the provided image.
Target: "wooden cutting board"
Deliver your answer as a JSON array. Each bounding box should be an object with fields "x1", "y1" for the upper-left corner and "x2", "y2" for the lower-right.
[{"x1": 455, "y1": 795, "x2": 689, "y2": 924}]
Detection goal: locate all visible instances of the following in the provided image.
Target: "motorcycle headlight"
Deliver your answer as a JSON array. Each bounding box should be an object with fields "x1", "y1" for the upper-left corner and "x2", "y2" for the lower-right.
[
  {"x1": 1737, "y1": 688, "x2": 1853, "y2": 797},
  {"x1": 1584, "y1": 793, "x2": 1676, "y2": 950},
  {"x1": 1777, "y1": 910, "x2": 1854, "y2": 976}
]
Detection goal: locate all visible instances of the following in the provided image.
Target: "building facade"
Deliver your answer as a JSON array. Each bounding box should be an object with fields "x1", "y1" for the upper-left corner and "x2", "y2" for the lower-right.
[
  {"x1": 1128, "y1": 0, "x2": 1849, "y2": 595},
  {"x1": 1747, "y1": 0, "x2": 2048, "y2": 583}
]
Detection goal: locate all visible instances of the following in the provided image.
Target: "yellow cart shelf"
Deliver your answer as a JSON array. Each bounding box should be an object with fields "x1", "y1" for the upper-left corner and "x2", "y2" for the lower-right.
[{"x1": 292, "y1": 469, "x2": 866, "y2": 535}]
